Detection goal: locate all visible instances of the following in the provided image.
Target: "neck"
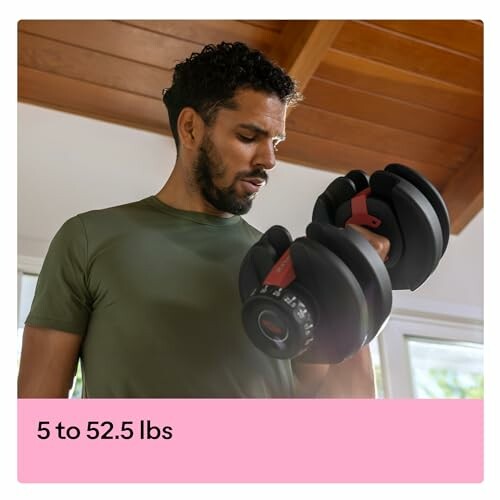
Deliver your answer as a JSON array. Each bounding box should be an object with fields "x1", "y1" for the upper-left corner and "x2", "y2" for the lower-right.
[{"x1": 155, "y1": 160, "x2": 233, "y2": 218}]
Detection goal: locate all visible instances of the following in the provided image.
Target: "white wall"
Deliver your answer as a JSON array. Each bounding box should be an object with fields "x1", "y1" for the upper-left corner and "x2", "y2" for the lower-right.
[{"x1": 18, "y1": 103, "x2": 483, "y2": 314}]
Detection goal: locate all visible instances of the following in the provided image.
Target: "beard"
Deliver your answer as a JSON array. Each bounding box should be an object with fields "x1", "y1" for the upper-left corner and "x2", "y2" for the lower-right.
[{"x1": 192, "y1": 134, "x2": 268, "y2": 215}]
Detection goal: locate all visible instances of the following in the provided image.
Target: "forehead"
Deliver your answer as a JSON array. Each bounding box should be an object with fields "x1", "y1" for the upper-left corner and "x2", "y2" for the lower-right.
[{"x1": 214, "y1": 89, "x2": 287, "y2": 137}]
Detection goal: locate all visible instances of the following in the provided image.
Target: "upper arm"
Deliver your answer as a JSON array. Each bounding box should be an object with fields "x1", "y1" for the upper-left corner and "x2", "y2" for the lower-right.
[
  {"x1": 18, "y1": 325, "x2": 83, "y2": 398},
  {"x1": 18, "y1": 216, "x2": 90, "y2": 398},
  {"x1": 26, "y1": 216, "x2": 92, "y2": 336}
]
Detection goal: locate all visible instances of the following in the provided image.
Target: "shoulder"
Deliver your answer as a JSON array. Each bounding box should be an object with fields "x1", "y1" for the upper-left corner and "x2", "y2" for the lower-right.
[
  {"x1": 53, "y1": 198, "x2": 154, "y2": 250},
  {"x1": 73, "y1": 198, "x2": 158, "y2": 237},
  {"x1": 77, "y1": 198, "x2": 151, "y2": 223}
]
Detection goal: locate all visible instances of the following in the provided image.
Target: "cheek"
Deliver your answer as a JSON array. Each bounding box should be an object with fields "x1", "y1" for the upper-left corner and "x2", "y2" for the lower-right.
[{"x1": 216, "y1": 142, "x2": 254, "y2": 180}]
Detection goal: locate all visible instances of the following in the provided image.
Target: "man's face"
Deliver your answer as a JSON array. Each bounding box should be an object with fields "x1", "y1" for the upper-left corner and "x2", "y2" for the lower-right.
[{"x1": 192, "y1": 89, "x2": 287, "y2": 215}]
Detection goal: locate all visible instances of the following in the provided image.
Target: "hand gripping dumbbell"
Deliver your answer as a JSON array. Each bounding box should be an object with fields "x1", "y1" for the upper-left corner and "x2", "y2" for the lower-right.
[
  {"x1": 239, "y1": 223, "x2": 393, "y2": 362},
  {"x1": 312, "y1": 163, "x2": 450, "y2": 291}
]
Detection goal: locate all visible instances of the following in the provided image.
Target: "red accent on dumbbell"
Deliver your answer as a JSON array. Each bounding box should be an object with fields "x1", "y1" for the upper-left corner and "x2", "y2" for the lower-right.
[
  {"x1": 346, "y1": 188, "x2": 382, "y2": 228},
  {"x1": 263, "y1": 248, "x2": 296, "y2": 288}
]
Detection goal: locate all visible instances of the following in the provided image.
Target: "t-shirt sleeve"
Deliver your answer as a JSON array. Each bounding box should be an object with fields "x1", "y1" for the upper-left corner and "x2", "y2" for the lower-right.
[{"x1": 25, "y1": 215, "x2": 92, "y2": 335}]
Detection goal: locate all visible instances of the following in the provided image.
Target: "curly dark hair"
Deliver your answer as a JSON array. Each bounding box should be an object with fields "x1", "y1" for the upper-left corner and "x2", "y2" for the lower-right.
[{"x1": 162, "y1": 41, "x2": 302, "y2": 148}]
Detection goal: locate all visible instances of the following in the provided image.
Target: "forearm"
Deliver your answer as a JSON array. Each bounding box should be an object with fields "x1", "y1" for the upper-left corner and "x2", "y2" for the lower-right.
[
  {"x1": 316, "y1": 346, "x2": 376, "y2": 398},
  {"x1": 293, "y1": 345, "x2": 376, "y2": 398}
]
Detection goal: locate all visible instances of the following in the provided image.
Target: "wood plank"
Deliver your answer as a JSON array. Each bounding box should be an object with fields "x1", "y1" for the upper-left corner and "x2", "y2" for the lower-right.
[
  {"x1": 19, "y1": 32, "x2": 171, "y2": 99},
  {"x1": 239, "y1": 20, "x2": 283, "y2": 32},
  {"x1": 286, "y1": 104, "x2": 473, "y2": 169},
  {"x1": 333, "y1": 21, "x2": 483, "y2": 92},
  {"x1": 18, "y1": 20, "x2": 199, "y2": 69},
  {"x1": 317, "y1": 49, "x2": 483, "y2": 121},
  {"x1": 119, "y1": 20, "x2": 278, "y2": 53},
  {"x1": 303, "y1": 78, "x2": 482, "y2": 147},
  {"x1": 19, "y1": 66, "x2": 169, "y2": 135},
  {"x1": 271, "y1": 21, "x2": 344, "y2": 92},
  {"x1": 368, "y1": 20, "x2": 483, "y2": 59},
  {"x1": 277, "y1": 129, "x2": 453, "y2": 190},
  {"x1": 441, "y1": 145, "x2": 483, "y2": 233}
]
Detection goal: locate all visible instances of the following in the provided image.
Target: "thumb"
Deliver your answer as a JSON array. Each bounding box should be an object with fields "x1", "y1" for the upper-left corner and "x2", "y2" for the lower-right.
[{"x1": 347, "y1": 224, "x2": 391, "y2": 261}]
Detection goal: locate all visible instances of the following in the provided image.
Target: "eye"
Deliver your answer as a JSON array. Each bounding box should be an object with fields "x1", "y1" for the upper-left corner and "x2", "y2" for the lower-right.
[{"x1": 238, "y1": 134, "x2": 255, "y2": 143}]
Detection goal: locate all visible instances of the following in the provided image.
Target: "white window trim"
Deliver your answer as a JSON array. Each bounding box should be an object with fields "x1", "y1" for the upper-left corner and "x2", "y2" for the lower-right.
[
  {"x1": 378, "y1": 294, "x2": 483, "y2": 398},
  {"x1": 18, "y1": 255, "x2": 43, "y2": 275},
  {"x1": 18, "y1": 256, "x2": 43, "y2": 328}
]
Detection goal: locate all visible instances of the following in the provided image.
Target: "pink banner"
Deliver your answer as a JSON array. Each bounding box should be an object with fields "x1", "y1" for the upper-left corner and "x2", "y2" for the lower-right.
[{"x1": 18, "y1": 399, "x2": 483, "y2": 483}]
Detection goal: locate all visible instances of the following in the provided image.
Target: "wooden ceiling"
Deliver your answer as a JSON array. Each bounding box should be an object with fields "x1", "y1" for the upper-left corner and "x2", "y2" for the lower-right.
[{"x1": 18, "y1": 20, "x2": 483, "y2": 233}]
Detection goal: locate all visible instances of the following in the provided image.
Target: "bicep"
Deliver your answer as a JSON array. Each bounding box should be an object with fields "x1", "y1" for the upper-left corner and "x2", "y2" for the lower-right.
[{"x1": 18, "y1": 325, "x2": 83, "y2": 398}]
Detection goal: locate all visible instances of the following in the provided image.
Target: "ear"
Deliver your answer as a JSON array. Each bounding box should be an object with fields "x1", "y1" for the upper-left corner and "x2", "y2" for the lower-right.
[{"x1": 177, "y1": 107, "x2": 205, "y2": 151}]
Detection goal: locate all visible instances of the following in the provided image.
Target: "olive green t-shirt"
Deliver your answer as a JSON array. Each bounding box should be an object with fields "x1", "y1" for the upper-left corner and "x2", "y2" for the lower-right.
[{"x1": 26, "y1": 196, "x2": 295, "y2": 398}]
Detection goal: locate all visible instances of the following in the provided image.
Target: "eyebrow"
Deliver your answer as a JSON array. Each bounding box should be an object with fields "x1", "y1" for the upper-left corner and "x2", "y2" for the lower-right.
[{"x1": 237, "y1": 123, "x2": 286, "y2": 142}]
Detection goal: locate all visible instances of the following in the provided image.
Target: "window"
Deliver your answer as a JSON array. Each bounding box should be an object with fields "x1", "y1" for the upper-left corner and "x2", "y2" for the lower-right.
[
  {"x1": 17, "y1": 272, "x2": 38, "y2": 365},
  {"x1": 374, "y1": 306, "x2": 483, "y2": 399},
  {"x1": 369, "y1": 338, "x2": 385, "y2": 398},
  {"x1": 407, "y1": 338, "x2": 483, "y2": 398}
]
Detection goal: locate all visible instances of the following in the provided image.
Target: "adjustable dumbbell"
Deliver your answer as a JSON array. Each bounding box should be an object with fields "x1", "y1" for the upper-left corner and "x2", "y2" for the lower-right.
[
  {"x1": 312, "y1": 163, "x2": 450, "y2": 290},
  {"x1": 239, "y1": 224, "x2": 392, "y2": 362}
]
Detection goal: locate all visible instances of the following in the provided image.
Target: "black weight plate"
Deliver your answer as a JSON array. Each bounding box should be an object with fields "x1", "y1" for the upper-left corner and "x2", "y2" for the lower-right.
[
  {"x1": 262, "y1": 225, "x2": 293, "y2": 258},
  {"x1": 345, "y1": 170, "x2": 370, "y2": 193},
  {"x1": 312, "y1": 176, "x2": 357, "y2": 225},
  {"x1": 385, "y1": 164, "x2": 450, "y2": 256},
  {"x1": 306, "y1": 222, "x2": 392, "y2": 344},
  {"x1": 371, "y1": 170, "x2": 443, "y2": 290},
  {"x1": 333, "y1": 196, "x2": 404, "y2": 270},
  {"x1": 290, "y1": 237, "x2": 368, "y2": 363}
]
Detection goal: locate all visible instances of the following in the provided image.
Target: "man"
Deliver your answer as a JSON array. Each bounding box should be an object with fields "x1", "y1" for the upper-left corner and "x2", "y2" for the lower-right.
[{"x1": 18, "y1": 42, "x2": 389, "y2": 398}]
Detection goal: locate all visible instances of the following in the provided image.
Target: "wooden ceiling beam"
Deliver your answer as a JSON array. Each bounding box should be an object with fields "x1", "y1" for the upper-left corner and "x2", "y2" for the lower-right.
[
  {"x1": 270, "y1": 21, "x2": 345, "y2": 95},
  {"x1": 441, "y1": 143, "x2": 483, "y2": 234}
]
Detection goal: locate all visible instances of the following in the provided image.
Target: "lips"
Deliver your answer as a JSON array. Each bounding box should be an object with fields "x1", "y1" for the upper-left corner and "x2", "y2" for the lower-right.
[{"x1": 240, "y1": 177, "x2": 266, "y2": 194}]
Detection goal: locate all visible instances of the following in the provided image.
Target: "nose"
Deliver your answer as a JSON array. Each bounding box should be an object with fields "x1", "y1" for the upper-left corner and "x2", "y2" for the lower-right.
[{"x1": 253, "y1": 140, "x2": 277, "y2": 171}]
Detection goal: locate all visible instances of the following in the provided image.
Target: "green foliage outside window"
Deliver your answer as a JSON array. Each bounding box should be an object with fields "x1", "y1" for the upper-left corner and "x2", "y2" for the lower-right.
[{"x1": 417, "y1": 368, "x2": 483, "y2": 399}]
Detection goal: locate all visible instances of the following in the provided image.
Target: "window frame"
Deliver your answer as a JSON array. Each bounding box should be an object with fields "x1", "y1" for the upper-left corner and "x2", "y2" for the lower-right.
[{"x1": 376, "y1": 295, "x2": 483, "y2": 398}]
